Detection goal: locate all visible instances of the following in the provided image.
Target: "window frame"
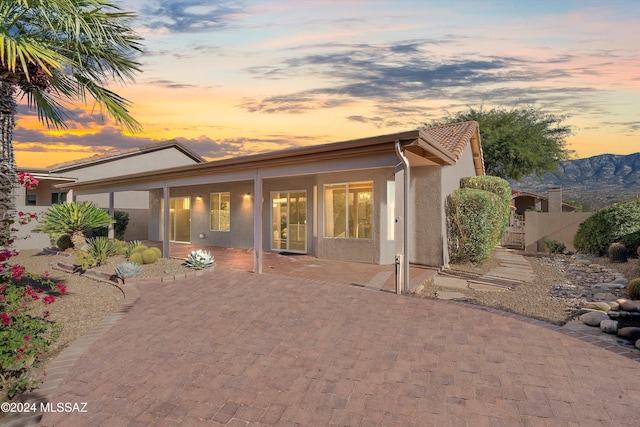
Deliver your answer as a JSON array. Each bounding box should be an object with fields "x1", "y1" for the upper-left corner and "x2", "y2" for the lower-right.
[
  {"x1": 210, "y1": 192, "x2": 231, "y2": 232},
  {"x1": 324, "y1": 181, "x2": 373, "y2": 240}
]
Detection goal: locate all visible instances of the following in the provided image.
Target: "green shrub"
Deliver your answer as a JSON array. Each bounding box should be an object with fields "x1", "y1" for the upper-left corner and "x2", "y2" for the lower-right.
[
  {"x1": 544, "y1": 239, "x2": 566, "y2": 254},
  {"x1": 446, "y1": 188, "x2": 504, "y2": 264},
  {"x1": 56, "y1": 234, "x2": 73, "y2": 251},
  {"x1": 574, "y1": 198, "x2": 640, "y2": 255},
  {"x1": 83, "y1": 236, "x2": 118, "y2": 266},
  {"x1": 129, "y1": 252, "x2": 143, "y2": 265},
  {"x1": 141, "y1": 249, "x2": 158, "y2": 264},
  {"x1": 628, "y1": 278, "x2": 640, "y2": 300},
  {"x1": 92, "y1": 210, "x2": 130, "y2": 240},
  {"x1": 460, "y1": 176, "x2": 511, "y2": 228}
]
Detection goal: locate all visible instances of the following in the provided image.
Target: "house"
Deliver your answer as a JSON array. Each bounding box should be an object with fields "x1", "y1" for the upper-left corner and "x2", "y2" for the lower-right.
[
  {"x1": 56, "y1": 121, "x2": 485, "y2": 291},
  {"x1": 14, "y1": 141, "x2": 205, "y2": 248},
  {"x1": 511, "y1": 186, "x2": 577, "y2": 216}
]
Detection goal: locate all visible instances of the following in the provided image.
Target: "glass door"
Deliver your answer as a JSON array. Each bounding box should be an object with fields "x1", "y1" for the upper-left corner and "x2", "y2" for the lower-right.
[
  {"x1": 271, "y1": 191, "x2": 306, "y2": 253},
  {"x1": 160, "y1": 197, "x2": 191, "y2": 242}
]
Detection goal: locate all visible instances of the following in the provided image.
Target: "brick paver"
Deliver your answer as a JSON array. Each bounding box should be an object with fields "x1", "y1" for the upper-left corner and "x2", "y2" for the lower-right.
[{"x1": 22, "y1": 266, "x2": 640, "y2": 425}]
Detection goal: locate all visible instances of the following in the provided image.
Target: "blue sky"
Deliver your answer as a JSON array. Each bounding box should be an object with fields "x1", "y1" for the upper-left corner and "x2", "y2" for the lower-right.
[{"x1": 14, "y1": 0, "x2": 640, "y2": 168}]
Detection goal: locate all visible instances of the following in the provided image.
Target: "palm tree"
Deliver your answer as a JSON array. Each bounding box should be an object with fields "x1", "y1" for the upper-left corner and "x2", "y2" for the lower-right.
[
  {"x1": 36, "y1": 201, "x2": 114, "y2": 250},
  {"x1": 0, "y1": 0, "x2": 142, "y2": 235}
]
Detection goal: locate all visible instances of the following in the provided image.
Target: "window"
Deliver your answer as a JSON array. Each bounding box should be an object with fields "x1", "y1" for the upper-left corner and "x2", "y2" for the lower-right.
[
  {"x1": 51, "y1": 192, "x2": 67, "y2": 204},
  {"x1": 26, "y1": 194, "x2": 37, "y2": 206},
  {"x1": 324, "y1": 182, "x2": 372, "y2": 239},
  {"x1": 210, "y1": 192, "x2": 230, "y2": 231}
]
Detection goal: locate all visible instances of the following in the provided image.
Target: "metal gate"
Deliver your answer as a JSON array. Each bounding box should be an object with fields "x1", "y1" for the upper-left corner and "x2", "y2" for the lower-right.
[{"x1": 501, "y1": 214, "x2": 525, "y2": 249}]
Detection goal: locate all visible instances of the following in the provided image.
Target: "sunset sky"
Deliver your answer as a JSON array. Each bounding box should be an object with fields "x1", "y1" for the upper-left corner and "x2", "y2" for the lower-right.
[{"x1": 13, "y1": 0, "x2": 640, "y2": 169}]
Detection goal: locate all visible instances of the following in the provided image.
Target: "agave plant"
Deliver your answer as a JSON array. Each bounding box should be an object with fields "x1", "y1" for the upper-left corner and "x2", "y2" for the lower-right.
[
  {"x1": 83, "y1": 236, "x2": 118, "y2": 266},
  {"x1": 184, "y1": 250, "x2": 214, "y2": 270},
  {"x1": 115, "y1": 261, "x2": 142, "y2": 281},
  {"x1": 36, "y1": 201, "x2": 114, "y2": 250}
]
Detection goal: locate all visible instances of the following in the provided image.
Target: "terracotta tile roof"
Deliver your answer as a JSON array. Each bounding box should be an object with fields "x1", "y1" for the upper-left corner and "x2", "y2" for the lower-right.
[
  {"x1": 48, "y1": 140, "x2": 205, "y2": 172},
  {"x1": 421, "y1": 121, "x2": 479, "y2": 162}
]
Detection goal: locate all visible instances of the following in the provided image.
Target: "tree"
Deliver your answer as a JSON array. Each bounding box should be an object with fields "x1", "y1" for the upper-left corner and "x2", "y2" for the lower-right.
[
  {"x1": 429, "y1": 106, "x2": 574, "y2": 181},
  {"x1": 36, "y1": 201, "x2": 114, "y2": 249},
  {"x1": 0, "y1": 0, "x2": 142, "y2": 231}
]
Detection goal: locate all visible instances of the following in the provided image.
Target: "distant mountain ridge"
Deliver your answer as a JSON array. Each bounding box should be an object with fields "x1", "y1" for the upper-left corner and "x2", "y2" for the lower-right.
[{"x1": 510, "y1": 152, "x2": 640, "y2": 210}]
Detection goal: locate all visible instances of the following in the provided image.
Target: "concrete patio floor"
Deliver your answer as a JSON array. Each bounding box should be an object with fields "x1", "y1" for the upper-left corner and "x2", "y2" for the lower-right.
[{"x1": 150, "y1": 242, "x2": 439, "y2": 294}]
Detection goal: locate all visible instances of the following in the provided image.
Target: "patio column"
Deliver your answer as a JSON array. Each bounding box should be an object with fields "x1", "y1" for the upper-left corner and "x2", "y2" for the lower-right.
[
  {"x1": 394, "y1": 141, "x2": 410, "y2": 294},
  {"x1": 162, "y1": 184, "x2": 170, "y2": 258},
  {"x1": 65, "y1": 189, "x2": 74, "y2": 203},
  {"x1": 108, "y1": 192, "x2": 115, "y2": 239},
  {"x1": 254, "y1": 171, "x2": 263, "y2": 274}
]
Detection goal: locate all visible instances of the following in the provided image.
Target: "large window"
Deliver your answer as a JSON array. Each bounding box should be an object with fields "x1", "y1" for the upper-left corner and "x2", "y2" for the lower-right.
[
  {"x1": 210, "y1": 192, "x2": 230, "y2": 231},
  {"x1": 324, "y1": 182, "x2": 372, "y2": 239}
]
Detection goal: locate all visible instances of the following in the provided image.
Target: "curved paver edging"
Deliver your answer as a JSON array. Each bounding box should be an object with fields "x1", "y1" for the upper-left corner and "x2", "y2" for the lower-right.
[{"x1": 2, "y1": 261, "x2": 215, "y2": 427}]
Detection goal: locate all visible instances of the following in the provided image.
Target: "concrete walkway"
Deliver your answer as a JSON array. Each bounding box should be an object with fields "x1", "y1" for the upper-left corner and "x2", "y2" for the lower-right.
[{"x1": 24, "y1": 265, "x2": 640, "y2": 426}]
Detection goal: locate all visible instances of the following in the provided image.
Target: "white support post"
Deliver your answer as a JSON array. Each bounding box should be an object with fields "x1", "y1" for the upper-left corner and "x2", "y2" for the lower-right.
[
  {"x1": 253, "y1": 172, "x2": 263, "y2": 274},
  {"x1": 162, "y1": 184, "x2": 170, "y2": 258},
  {"x1": 108, "y1": 192, "x2": 115, "y2": 239}
]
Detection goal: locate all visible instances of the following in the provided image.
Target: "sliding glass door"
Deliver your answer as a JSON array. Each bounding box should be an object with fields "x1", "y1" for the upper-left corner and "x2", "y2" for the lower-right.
[
  {"x1": 271, "y1": 191, "x2": 306, "y2": 253},
  {"x1": 160, "y1": 197, "x2": 191, "y2": 242}
]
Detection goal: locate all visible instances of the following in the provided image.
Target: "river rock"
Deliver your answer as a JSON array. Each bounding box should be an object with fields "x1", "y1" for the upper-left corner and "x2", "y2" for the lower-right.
[
  {"x1": 617, "y1": 327, "x2": 640, "y2": 341},
  {"x1": 607, "y1": 301, "x2": 620, "y2": 311},
  {"x1": 636, "y1": 339, "x2": 640, "y2": 351},
  {"x1": 618, "y1": 300, "x2": 640, "y2": 312},
  {"x1": 600, "y1": 319, "x2": 618, "y2": 334},
  {"x1": 585, "y1": 302, "x2": 611, "y2": 312},
  {"x1": 611, "y1": 277, "x2": 629, "y2": 285},
  {"x1": 579, "y1": 311, "x2": 609, "y2": 326}
]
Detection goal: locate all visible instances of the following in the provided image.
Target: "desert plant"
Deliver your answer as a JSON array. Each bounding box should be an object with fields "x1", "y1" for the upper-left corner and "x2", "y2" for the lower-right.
[
  {"x1": 149, "y1": 247, "x2": 162, "y2": 258},
  {"x1": 56, "y1": 234, "x2": 73, "y2": 251},
  {"x1": 36, "y1": 202, "x2": 115, "y2": 250},
  {"x1": 115, "y1": 262, "x2": 142, "y2": 281},
  {"x1": 129, "y1": 252, "x2": 143, "y2": 265},
  {"x1": 628, "y1": 278, "x2": 640, "y2": 300},
  {"x1": 75, "y1": 251, "x2": 96, "y2": 271},
  {"x1": 141, "y1": 249, "x2": 159, "y2": 264},
  {"x1": 112, "y1": 239, "x2": 127, "y2": 255},
  {"x1": 83, "y1": 237, "x2": 118, "y2": 266},
  {"x1": 92, "y1": 210, "x2": 130, "y2": 240},
  {"x1": 132, "y1": 245, "x2": 149, "y2": 254},
  {"x1": 608, "y1": 242, "x2": 628, "y2": 263},
  {"x1": 124, "y1": 240, "x2": 143, "y2": 258},
  {"x1": 544, "y1": 239, "x2": 566, "y2": 254},
  {"x1": 185, "y1": 250, "x2": 214, "y2": 270},
  {"x1": 574, "y1": 198, "x2": 640, "y2": 255}
]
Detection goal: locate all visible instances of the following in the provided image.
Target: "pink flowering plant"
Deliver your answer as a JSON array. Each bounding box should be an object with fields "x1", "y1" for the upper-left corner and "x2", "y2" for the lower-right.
[{"x1": 0, "y1": 174, "x2": 61, "y2": 400}]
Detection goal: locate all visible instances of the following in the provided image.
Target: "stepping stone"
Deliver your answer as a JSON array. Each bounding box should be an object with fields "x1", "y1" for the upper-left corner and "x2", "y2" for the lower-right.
[
  {"x1": 433, "y1": 276, "x2": 468, "y2": 290},
  {"x1": 436, "y1": 291, "x2": 468, "y2": 300}
]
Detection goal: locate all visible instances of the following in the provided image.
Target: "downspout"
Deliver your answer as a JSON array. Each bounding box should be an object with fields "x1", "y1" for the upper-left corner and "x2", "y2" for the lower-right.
[{"x1": 395, "y1": 140, "x2": 410, "y2": 294}]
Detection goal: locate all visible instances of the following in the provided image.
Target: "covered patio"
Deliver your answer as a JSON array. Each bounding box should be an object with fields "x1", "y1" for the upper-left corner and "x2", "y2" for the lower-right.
[{"x1": 146, "y1": 241, "x2": 438, "y2": 293}]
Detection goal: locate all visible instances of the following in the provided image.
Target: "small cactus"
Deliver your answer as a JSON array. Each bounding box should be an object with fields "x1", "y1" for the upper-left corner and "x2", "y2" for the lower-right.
[
  {"x1": 185, "y1": 249, "x2": 214, "y2": 270},
  {"x1": 149, "y1": 247, "x2": 162, "y2": 258},
  {"x1": 628, "y1": 278, "x2": 640, "y2": 300},
  {"x1": 56, "y1": 234, "x2": 73, "y2": 251},
  {"x1": 141, "y1": 248, "x2": 159, "y2": 264},
  {"x1": 132, "y1": 245, "x2": 149, "y2": 254},
  {"x1": 129, "y1": 252, "x2": 143, "y2": 265},
  {"x1": 608, "y1": 242, "x2": 628, "y2": 263},
  {"x1": 115, "y1": 262, "x2": 142, "y2": 280}
]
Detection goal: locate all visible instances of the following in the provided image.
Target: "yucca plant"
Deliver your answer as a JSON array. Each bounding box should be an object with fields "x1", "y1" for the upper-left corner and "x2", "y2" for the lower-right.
[
  {"x1": 36, "y1": 202, "x2": 114, "y2": 250},
  {"x1": 83, "y1": 236, "x2": 118, "y2": 266}
]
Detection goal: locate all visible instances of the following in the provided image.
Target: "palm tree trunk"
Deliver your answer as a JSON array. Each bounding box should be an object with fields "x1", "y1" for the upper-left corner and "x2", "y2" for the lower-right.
[{"x1": 0, "y1": 77, "x2": 18, "y2": 247}]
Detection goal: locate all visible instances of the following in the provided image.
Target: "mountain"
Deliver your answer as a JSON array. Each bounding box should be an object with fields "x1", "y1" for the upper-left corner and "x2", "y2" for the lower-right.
[{"x1": 510, "y1": 152, "x2": 640, "y2": 211}]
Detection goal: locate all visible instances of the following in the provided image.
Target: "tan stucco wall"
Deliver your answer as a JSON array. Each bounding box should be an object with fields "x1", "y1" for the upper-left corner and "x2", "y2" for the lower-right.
[
  {"x1": 524, "y1": 211, "x2": 593, "y2": 252},
  {"x1": 13, "y1": 205, "x2": 51, "y2": 250}
]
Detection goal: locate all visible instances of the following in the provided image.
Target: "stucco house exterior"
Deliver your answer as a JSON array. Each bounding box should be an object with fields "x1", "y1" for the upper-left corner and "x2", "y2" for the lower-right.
[
  {"x1": 15, "y1": 141, "x2": 205, "y2": 248},
  {"x1": 57, "y1": 121, "x2": 485, "y2": 291}
]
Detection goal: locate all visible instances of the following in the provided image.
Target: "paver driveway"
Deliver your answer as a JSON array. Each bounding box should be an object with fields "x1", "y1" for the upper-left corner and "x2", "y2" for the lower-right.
[{"x1": 39, "y1": 267, "x2": 640, "y2": 426}]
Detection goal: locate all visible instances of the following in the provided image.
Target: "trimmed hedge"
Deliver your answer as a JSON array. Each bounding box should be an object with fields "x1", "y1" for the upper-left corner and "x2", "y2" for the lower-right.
[
  {"x1": 447, "y1": 188, "x2": 504, "y2": 264},
  {"x1": 460, "y1": 175, "x2": 511, "y2": 227},
  {"x1": 574, "y1": 198, "x2": 640, "y2": 256}
]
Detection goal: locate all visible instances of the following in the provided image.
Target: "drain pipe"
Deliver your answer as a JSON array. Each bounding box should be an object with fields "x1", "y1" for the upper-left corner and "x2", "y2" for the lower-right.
[{"x1": 395, "y1": 140, "x2": 410, "y2": 294}]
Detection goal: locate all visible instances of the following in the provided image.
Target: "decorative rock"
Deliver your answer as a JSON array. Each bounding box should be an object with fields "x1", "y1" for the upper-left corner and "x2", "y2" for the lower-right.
[
  {"x1": 579, "y1": 311, "x2": 610, "y2": 326},
  {"x1": 607, "y1": 301, "x2": 620, "y2": 311},
  {"x1": 636, "y1": 339, "x2": 640, "y2": 351},
  {"x1": 618, "y1": 300, "x2": 640, "y2": 312},
  {"x1": 593, "y1": 293, "x2": 618, "y2": 302},
  {"x1": 600, "y1": 319, "x2": 618, "y2": 334},
  {"x1": 617, "y1": 327, "x2": 640, "y2": 341},
  {"x1": 585, "y1": 302, "x2": 611, "y2": 312},
  {"x1": 611, "y1": 277, "x2": 629, "y2": 285}
]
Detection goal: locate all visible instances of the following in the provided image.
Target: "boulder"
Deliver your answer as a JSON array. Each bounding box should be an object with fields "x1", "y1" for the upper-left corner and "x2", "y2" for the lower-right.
[
  {"x1": 619, "y1": 300, "x2": 640, "y2": 312},
  {"x1": 617, "y1": 327, "x2": 640, "y2": 341},
  {"x1": 578, "y1": 311, "x2": 609, "y2": 327},
  {"x1": 599, "y1": 319, "x2": 618, "y2": 334}
]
